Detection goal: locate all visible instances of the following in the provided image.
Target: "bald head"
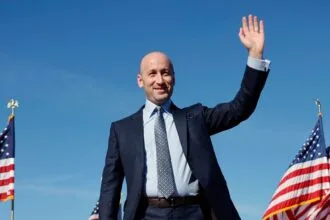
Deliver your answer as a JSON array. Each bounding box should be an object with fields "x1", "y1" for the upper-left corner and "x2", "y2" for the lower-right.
[{"x1": 139, "y1": 51, "x2": 174, "y2": 75}]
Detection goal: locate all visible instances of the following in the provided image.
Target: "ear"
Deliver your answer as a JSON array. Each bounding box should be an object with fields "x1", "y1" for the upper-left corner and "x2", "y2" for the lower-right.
[{"x1": 137, "y1": 73, "x2": 144, "y2": 88}]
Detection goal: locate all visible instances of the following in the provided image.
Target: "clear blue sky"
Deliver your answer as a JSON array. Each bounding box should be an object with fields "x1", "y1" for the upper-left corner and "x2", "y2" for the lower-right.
[{"x1": 1, "y1": 1, "x2": 330, "y2": 219}]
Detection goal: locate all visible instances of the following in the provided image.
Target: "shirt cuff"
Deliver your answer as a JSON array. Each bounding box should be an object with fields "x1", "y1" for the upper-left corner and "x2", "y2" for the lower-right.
[{"x1": 247, "y1": 56, "x2": 271, "y2": 72}]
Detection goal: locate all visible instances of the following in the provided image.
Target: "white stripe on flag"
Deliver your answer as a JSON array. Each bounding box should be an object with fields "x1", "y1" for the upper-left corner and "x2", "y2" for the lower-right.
[
  {"x1": 0, "y1": 183, "x2": 14, "y2": 194},
  {"x1": 0, "y1": 170, "x2": 14, "y2": 181},
  {"x1": 0, "y1": 158, "x2": 14, "y2": 166}
]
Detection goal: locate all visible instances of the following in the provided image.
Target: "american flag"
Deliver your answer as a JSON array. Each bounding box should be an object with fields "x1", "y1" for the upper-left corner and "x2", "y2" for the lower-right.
[
  {"x1": 88, "y1": 200, "x2": 122, "y2": 220},
  {"x1": 0, "y1": 115, "x2": 15, "y2": 202},
  {"x1": 263, "y1": 116, "x2": 330, "y2": 219}
]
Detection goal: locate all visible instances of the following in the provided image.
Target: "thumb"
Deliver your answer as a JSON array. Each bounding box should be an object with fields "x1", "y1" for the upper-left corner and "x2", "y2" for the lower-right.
[{"x1": 238, "y1": 28, "x2": 245, "y2": 43}]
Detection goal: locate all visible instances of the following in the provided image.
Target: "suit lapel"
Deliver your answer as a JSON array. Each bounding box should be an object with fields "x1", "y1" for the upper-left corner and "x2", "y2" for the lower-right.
[
  {"x1": 130, "y1": 108, "x2": 145, "y2": 185},
  {"x1": 172, "y1": 104, "x2": 188, "y2": 157}
]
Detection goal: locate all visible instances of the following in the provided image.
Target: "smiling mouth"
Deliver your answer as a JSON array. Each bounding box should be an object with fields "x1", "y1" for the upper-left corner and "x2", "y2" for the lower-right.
[{"x1": 154, "y1": 87, "x2": 167, "y2": 91}]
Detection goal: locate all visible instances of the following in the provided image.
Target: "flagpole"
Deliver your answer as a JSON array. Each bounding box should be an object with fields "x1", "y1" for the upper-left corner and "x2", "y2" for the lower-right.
[
  {"x1": 7, "y1": 99, "x2": 19, "y2": 220},
  {"x1": 315, "y1": 98, "x2": 322, "y2": 117}
]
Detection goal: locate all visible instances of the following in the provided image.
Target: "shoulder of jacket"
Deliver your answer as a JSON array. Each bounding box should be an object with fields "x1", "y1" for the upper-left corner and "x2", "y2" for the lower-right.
[
  {"x1": 113, "y1": 106, "x2": 144, "y2": 125},
  {"x1": 184, "y1": 103, "x2": 203, "y2": 112},
  {"x1": 177, "y1": 103, "x2": 204, "y2": 118}
]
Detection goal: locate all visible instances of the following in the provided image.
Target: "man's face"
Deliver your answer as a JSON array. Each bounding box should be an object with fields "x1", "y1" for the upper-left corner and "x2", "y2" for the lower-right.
[{"x1": 137, "y1": 53, "x2": 175, "y2": 105}]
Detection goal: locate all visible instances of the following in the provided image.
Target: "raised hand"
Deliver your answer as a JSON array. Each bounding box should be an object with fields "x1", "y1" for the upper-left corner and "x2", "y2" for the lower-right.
[{"x1": 239, "y1": 14, "x2": 265, "y2": 59}]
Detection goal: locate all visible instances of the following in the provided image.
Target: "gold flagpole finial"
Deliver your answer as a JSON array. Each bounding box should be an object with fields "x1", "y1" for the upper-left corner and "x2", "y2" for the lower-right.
[
  {"x1": 315, "y1": 98, "x2": 322, "y2": 117},
  {"x1": 7, "y1": 99, "x2": 19, "y2": 116}
]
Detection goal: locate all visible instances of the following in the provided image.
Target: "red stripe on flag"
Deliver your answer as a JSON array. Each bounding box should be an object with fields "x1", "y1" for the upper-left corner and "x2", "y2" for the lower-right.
[
  {"x1": 279, "y1": 163, "x2": 329, "y2": 185},
  {"x1": 0, "y1": 177, "x2": 14, "y2": 187},
  {"x1": 0, "y1": 164, "x2": 15, "y2": 173},
  {"x1": 285, "y1": 209, "x2": 296, "y2": 220}
]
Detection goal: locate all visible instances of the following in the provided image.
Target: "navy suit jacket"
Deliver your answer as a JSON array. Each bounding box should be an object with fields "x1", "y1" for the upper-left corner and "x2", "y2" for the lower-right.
[{"x1": 99, "y1": 65, "x2": 269, "y2": 220}]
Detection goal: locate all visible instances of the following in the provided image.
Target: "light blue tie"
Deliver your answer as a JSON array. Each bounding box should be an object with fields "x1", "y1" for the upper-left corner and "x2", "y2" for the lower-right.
[{"x1": 154, "y1": 107, "x2": 176, "y2": 198}]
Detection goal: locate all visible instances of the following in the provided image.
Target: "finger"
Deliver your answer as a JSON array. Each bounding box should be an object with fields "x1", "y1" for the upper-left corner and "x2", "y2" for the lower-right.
[
  {"x1": 248, "y1": 14, "x2": 253, "y2": 32},
  {"x1": 238, "y1": 27, "x2": 244, "y2": 38},
  {"x1": 242, "y1": 16, "x2": 249, "y2": 33},
  {"x1": 253, "y1": 16, "x2": 259, "y2": 32},
  {"x1": 259, "y1": 20, "x2": 264, "y2": 34},
  {"x1": 238, "y1": 28, "x2": 246, "y2": 43}
]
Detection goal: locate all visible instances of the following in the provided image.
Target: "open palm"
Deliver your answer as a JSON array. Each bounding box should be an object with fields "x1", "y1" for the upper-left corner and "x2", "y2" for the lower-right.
[{"x1": 239, "y1": 15, "x2": 265, "y2": 59}]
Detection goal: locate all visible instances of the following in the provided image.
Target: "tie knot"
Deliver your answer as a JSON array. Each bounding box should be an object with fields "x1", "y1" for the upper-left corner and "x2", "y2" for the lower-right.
[{"x1": 155, "y1": 106, "x2": 164, "y2": 115}]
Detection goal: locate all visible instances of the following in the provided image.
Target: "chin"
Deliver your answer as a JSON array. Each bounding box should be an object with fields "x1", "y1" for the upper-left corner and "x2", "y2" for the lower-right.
[{"x1": 154, "y1": 97, "x2": 169, "y2": 105}]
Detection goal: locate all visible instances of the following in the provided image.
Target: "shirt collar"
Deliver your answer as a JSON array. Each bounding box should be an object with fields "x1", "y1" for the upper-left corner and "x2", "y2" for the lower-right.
[{"x1": 144, "y1": 99, "x2": 172, "y2": 118}]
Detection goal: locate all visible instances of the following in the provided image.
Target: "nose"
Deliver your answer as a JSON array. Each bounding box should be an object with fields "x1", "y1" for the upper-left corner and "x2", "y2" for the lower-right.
[{"x1": 155, "y1": 73, "x2": 164, "y2": 84}]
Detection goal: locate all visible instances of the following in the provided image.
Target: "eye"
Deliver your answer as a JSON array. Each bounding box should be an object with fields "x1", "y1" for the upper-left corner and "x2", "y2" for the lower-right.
[
  {"x1": 148, "y1": 71, "x2": 156, "y2": 77},
  {"x1": 162, "y1": 69, "x2": 170, "y2": 76}
]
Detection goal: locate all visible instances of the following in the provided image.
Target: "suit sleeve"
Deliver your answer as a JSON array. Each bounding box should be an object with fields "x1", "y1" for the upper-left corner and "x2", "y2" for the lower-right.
[
  {"x1": 99, "y1": 123, "x2": 124, "y2": 220},
  {"x1": 203, "y1": 65, "x2": 269, "y2": 135}
]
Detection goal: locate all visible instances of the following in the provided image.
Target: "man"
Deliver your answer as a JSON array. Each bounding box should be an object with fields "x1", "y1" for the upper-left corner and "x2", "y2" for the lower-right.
[{"x1": 99, "y1": 14, "x2": 271, "y2": 220}]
